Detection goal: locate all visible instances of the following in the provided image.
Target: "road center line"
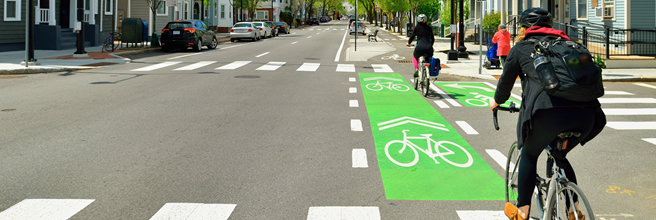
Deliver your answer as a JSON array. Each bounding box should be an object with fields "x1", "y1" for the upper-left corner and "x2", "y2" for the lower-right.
[{"x1": 255, "y1": 52, "x2": 270, "y2": 57}]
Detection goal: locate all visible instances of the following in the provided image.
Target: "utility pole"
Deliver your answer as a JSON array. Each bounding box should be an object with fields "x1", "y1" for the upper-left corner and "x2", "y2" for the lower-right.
[
  {"x1": 457, "y1": 0, "x2": 468, "y2": 58},
  {"x1": 355, "y1": 0, "x2": 357, "y2": 51},
  {"x1": 447, "y1": 0, "x2": 458, "y2": 60},
  {"x1": 478, "y1": 0, "x2": 485, "y2": 74}
]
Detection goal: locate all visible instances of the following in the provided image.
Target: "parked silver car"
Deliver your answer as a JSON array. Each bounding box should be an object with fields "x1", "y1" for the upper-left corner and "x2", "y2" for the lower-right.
[
  {"x1": 252, "y1": 22, "x2": 273, "y2": 38},
  {"x1": 230, "y1": 22, "x2": 260, "y2": 42},
  {"x1": 349, "y1": 22, "x2": 366, "y2": 35}
]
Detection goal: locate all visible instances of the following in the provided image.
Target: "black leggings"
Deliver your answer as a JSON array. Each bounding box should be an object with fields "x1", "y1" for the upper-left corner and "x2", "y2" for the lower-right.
[{"x1": 516, "y1": 107, "x2": 596, "y2": 207}]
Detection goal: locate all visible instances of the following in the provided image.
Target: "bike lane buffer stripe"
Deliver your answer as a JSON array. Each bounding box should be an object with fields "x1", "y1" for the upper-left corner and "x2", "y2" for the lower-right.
[
  {"x1": 434, "y1": 82, "x2": 522, "y2": 108},
  {"x1": 360, "y1": 73, "x2": 505, "y2": 200}
]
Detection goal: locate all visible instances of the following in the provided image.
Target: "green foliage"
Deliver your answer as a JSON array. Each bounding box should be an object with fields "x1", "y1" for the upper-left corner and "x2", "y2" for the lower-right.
[
  {"x1": 280, "y1": 12, "x2": 293, "y2": 25},
  {"x1": 417, "y1": 0, "x2": 440, "y2": 22},
  {"x1": 594, "y1": 55, "x2": 607, "y2": 69},
  {"x1": 439, "y1": 0, "x2": 451, "y2": 25},
  {"x1": 482, "y1": 11, "x2": 501, "y2": 30}
]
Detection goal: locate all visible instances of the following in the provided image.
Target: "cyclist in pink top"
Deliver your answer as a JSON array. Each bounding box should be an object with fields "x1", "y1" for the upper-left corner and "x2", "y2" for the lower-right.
[{"x1": 492, "y1": 24, "x2": 511, "y2": 67}]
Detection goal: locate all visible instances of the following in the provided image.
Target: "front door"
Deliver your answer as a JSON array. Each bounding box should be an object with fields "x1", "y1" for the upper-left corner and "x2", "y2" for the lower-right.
[
  {"x1": 193, "y1": 3, "x2": 199, "y2": 19},
  {"x1": 60, "y1": 0, "x2": 70, "y2": 28}
]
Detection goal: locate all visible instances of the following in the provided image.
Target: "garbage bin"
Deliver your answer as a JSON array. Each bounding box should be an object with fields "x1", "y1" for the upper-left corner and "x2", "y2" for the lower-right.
[
  {"x1": 121, "y1": 18, "x2": 143, "y2": 44},
  {"x1": 406, "y1": 22, "x2": 413, "y2": 37},
  {"x1": 440, "y1": 23, "x2": 445, "y2": 37},
  {"x1": 141, "y1": 19, "x2": 149, "y2": 43}
]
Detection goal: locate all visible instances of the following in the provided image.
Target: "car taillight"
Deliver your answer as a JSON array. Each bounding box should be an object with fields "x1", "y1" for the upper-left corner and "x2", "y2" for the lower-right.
[
  {"x1": 248, "y1": 29, "x2": 253, "y2": 32},
  {"x1": 259, "y1": 28, "x2": 263, "y2": 31},
  {"x1": 362, "y1": 24, "x2": 364, "y2": 28},
  {"x1": 230, "y1": 28, "x2": 234, "y2": 32},
  {"x1": 162, "y1": 28, "x2": 169, "y2": 33},
  {"x1": 281, "y1": 25, "x2": 285, "y2": 28},
  {"x1": 184, "y1": 28, "x2": 196, "y2": 33}
]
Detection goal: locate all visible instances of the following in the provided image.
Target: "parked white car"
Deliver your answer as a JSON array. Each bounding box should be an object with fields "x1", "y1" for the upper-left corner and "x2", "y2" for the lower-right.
[
  {"x1": 230, "y1": 22, "x2": 261, "y2": 42},
  {"x1": 252, "y1": 22, "x2": 272, "y2": 38},
  {"x1": 349, "y1": 22, "x2": 366, "y2": 35}
]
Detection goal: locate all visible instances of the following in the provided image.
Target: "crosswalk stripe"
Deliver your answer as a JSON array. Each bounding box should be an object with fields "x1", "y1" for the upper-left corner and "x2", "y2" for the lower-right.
[
  {"x1": 371, "y1": 64, "x2": 393, "y2": 73},
  {"x1": 307, "y1": 207, "x2": 380, "y2": 220},
  {"x1": 150, "y1": 203, "x2": 236, "y2": 220},
  {"x1": 352, "y1": 149, "x2": 368, "y2": 168},
  {"x1": 216, "y1": 61, "x2": 251, "y2": 70},
  {"x1": 605, "y1": 91, "x2": 634, "y2": 95},
  {"x1": 336, "y1": 64, "x2": 356, "y2": 72},
  {"x1": 173, "y1": 61, "x2": 217, "y2": 71},
  {"x1": 0, "y1": 199, "x2": 94, "y2": 220},
  {"x1": 599, "y1": 98, "x2": 656, "y2": 103},
  {"x1": 256, "y1": 62, "x2": 286, "y2": 71},
  {"x1": 643, "y1": 138, "x2": 656, "y2": 146},
  {"x1": 456, "y1": 210, "x2": 506, "y2": 220},
  {"x1": 634, "y1": 83, "x2": 656, "y2": 90},
  {"x1": 606, "y1": 122, "x2": 656, "y2": 130},
  {"x1": 297, "y1": 63, "x2": 321, "y2": 72},
  {"x1": 603, "y1": 108, "x2": 656, "y2": 115},
  {"x1": 132, "y1": 62, "x2": 181, "y2": 71}
]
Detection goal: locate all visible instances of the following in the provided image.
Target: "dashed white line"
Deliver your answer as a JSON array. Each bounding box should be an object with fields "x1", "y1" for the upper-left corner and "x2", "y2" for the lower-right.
[
  {"x1": 352, "y1": 149, "x2": 368, "y2": 168},
  {"x1": 337, "y1": 64, "x2": 356, "y2": 72},
  {"x1": 350, "y1": 100, "x2": 359, "y2": 107},
  {"x1": 349, "y1": 87, "x2": 357, "y2": 94},
  {"x1": 434, "y1": 100, "x2": 450, "y2": 108},
  {"x1": 297, "y1": 63, "x2": 321, "y2": 72},
  {"x1": 429, "y1": 84, "x2": 462, "y2": 107},
  {"x1": 349, "y1": 77, "x2": 356, "y2": 82},
  {"x1": 351, "y1": 119, "x2": 363, "y2": 131},
  {"x1": 456, "y1": 121, "x2": 479, "y2": 135},
  {"x1": 132, "y1": 62, "x2": 181, "y2": 71},
  {"x1": 485, "y1": 149, "x2": 512, "y2": 171},
  {"x1": 291, "y1": 41, "x2": 298, "y2": 44},
  {"x1": 255, "y1": 52, "x2": 270, "y2": 57},
  {"x1": 456, "y1": 210, "x2": 506, "y2": 220},
  {"x1": 173, "y1": 61, "x2": 217, "y2": 71},
  {"x1": 483, "y1": 82, "x2": 522, "y2": 101},
  {"x1": 167, "y1": 53, "x2": 201, "y2": 60},
  {"x1": 307, "y1": 207, "x2": 380, "y2": 220}
]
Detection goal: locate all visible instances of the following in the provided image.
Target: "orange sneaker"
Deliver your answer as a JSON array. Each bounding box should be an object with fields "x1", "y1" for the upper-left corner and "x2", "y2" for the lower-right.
[
  {"x1": 504, "y1": 202, "x2": 526, "y2": 220},
  {"x1": 568, "y1": 211, "x2": 585, "y2": 220}
]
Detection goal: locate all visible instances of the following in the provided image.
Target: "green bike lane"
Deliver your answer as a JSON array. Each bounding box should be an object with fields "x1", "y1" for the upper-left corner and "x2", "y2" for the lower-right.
[{"x1": 359, "y1": 73, "x2": 521, "y2": 201}]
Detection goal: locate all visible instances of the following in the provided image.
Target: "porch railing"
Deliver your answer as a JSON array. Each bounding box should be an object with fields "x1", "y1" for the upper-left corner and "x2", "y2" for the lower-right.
[
  {"x1": 560, "y1": 20, "x2": 656, "y2": 58},
  {"x1": 37, "y1": 8, "x2": 49, "y2": 23}
]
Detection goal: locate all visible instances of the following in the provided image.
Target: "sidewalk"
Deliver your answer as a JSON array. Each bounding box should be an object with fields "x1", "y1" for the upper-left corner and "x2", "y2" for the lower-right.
[
  {"x1": 375, "y1": 23, "x2": 656, "y2": 82},
  {"x1": 0, "y1": 33, "x2": 231, "y2": 75}
]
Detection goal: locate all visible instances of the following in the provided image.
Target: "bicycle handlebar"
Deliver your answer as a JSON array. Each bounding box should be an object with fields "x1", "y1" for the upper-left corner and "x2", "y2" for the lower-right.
[{"x1": 492, "y1": 101, "x2": 519, "y2": 131}]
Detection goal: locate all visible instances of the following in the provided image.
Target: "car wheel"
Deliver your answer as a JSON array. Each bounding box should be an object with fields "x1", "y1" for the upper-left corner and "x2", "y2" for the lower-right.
[
  {"x1": 208, "y1": 37, "x2": 218, "y2": 49},
  {"x1": 193, "y1": 39, "x2": 202, "y2": 52},
  {"x1": 161, "y1": 46, "x2": 169, "y2": 52}
]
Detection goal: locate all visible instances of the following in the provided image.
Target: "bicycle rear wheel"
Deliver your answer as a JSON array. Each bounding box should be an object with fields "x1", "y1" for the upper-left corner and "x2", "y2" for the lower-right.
[
  {"x1": 505, "y1": 142, "x2": 520, "y2": 202},
  {"x1": 422, "y1": 66, "x2": 430, "y2": 97},
  {"x1": 547, "y1": 181, "x2": 595, "y2": 220}
]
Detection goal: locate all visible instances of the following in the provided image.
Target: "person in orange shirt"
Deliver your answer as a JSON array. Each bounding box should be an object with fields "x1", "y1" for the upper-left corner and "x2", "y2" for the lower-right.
[{"x1": 492, "y1": 24, "x2": 511, "y2": 67}]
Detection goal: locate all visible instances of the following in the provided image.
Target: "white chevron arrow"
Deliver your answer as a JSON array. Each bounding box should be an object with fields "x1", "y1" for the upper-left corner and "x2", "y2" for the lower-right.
[
  {"x1": 377, "y1": 116, "x2": 449, "y2": 131},
  {"x1": 442, "y1": 83, "x2": 494, "y2": 92},
  {"x1": 363, "y1": 77, "x2": 403, "y2": 82}
]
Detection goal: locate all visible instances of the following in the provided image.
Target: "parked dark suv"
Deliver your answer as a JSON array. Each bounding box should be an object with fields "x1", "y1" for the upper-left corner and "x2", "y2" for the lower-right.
[
  {"x1": 310, "y1": 18, "x2": 320, "y2": 25},
  {"x1": 160, "y1": 20, "x2": 218, "y2": 52}
]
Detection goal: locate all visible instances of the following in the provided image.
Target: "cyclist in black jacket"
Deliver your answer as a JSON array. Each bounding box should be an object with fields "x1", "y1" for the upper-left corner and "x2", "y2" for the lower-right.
[
  {"x1": 489, "y1": 8, "x2": 606, "y2": 220},
  {"x1": 406, "y1": 14, "x2": 435, "y2": 77}
]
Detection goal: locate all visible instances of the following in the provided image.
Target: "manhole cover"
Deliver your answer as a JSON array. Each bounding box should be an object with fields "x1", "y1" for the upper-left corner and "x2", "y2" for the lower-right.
[
  {"x1": 81, "y1": 62, "x2": 118, "y2": 67},
  {"x1": 1, "y1": 109, "x2": 16, "y2": 112},
  {"x1": 234, "y1": 75, "x2": 260, "y2": 79}
]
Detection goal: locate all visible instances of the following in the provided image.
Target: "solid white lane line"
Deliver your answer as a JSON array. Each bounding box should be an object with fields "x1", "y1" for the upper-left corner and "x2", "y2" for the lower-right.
[
  {"x1": 335, "y1": 29, "x2": 349, "y2": 62},
  {"x1": 483, "y1": 82, "x2": 522, "y2": 101},
  {"x1": 308, "y1": 36, "x2": 312, "y2": 38},
  {"x1": 0, "y1": 199, "x2": 95, "y2": 220},
  {"x1": 486, "y1": 149, "x2": 512, "y2": 171},
  {"x1": 599, "y1": 98, "x2": 656, "y2": 103},
  {"x1": 307, "y1": 207, "x2": 380, "y2": 220},
  {"x1": 634, "y1": 83, "x2": 656, "y2": 90},
  {"x1": 149, "y1": 203, "x2": 236, "y2": 220},
  {"x1": 351, "y1": 119, "x2": 363, "y2": 131},
  {"x1": 605, "y1": 91, "x2": 634, "y2": 95},
  {"x1": 434, "y1": 100, "x2": 450, "y2": 108},
  {"x1": 216, "y1": 61, "x2": 251, "y2": 70},
  {"x1": 349, "y1": 87, "x2": 357, "y2": 94},
  {"x1": 603, "y1": 108, "x2": 656, "y2": 115},
  {"x1": 429, "y1": 84, "x2": 462, "y2": 107},
  {"x1": 352, "y1": 149, "x2": 368, "y2": 168},
  {"x1": 349, "y1": 77, "x2": 356, "y2": 82},
  {"x1": 167, "y1": 53, "x2": 201, "y2": 60},
  {"x1": 456, "y1": 121, "x2": 479, "y2": 135},
  {"x1": 371, "y1": 64, "x2": 393, "y2": 73},
  {"x1": 643, "y1": 138, "x2": 656, "y2": 146},
  {"x1": 336, "y1": 64, "x2": 356, "y2": 72},
  {"x1": 350, "y1": 100, "x2": 359, "y2": 107},
  {"x1": 255, "y1": 52, "x2": 270, "y2": 57},
  {"x1": 256, "y1": 62, "x2": 286, "y2": 71},
  {"x1": 456, "y1": 210, "x2": 506, "y2": 220},
  {"x1": 606, "y1": 122, "x2": 656, "y2": 130},
  {"x1": 297, "y1": 63, "x2": 321, "y2": 72},
  {"x1": 173, "y1": 61, "x2": 217, "y2": 71},
  {"x1": 291, "y1": 41, "x2": 298, "y2": 44},
  {"x1": 132, "y1": 62, "x2": 181, "y2": 71}
]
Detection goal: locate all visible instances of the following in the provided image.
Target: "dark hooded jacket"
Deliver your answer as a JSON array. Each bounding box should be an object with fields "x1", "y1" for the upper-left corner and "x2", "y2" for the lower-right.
[{"x1": 494, "y1": 26, "x2": 607, "y2": 148}]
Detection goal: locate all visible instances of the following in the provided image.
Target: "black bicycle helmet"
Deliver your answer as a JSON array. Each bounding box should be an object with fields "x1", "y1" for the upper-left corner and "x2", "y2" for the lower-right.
[{"x1": 519, "y1": 8, "x2": 553, "y2": 28}]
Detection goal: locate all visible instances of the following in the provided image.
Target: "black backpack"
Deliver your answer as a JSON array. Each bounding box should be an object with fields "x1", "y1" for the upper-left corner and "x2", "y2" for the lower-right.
[{"x1": 529, "y1": 35, "x2": 604, "y2": 102}]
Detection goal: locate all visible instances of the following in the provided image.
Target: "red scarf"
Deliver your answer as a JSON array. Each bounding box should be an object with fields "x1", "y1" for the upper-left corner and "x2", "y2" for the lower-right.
[{"x1": 524, "y1": 26, "x2": 570, "y2": 40}]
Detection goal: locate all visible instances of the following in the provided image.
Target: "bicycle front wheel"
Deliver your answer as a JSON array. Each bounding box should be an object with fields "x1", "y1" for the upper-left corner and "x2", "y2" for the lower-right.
[
  {"x1": 505, "y1": 142, "x2": 520, "y2": 203},
  {"x1": 546, "y1": 181, "x2": 595, "y2": 220},
  {"x1": 385, "y1": 140, "x2": 419, "y2": 167}
]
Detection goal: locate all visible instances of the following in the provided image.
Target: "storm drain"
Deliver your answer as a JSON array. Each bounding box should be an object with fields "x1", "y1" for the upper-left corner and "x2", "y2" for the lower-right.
[{"x1": 234, "y1": 75, "x2": 260, "y2": 79}]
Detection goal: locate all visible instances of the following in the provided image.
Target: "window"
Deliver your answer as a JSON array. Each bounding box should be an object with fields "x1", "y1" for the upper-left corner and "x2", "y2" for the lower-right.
[
  {"x1": 4, "y1": 0, "x2": 20, "y2": 21},
  {"x1": 577, "y1": 0, "x2": 587, "y2": 19},
  {"x1": 105, "y1": 0, "x2": 112, "y2": 15},
  {"x1": 256, "y1": 11, "x2": 268, "y2": 19},
  {"x1": 184, "y1": 2, "x2": 189, "y2": 19},
  {"x1": 220, "y1": 5, "x2": 225, "y2": 19},
  {"x1": 157, "y1": 0, "x2": 167, "y2": 15}
]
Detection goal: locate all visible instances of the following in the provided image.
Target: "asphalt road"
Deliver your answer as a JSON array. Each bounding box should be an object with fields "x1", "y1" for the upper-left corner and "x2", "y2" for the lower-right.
[{"x1": 0, "y1": 19, "x2": 655, "y2": 220}]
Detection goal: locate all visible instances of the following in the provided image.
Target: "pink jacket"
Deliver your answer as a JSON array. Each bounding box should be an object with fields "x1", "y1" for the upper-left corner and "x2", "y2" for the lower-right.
[{"x1": 492, "y1": 30, "x2": 511, "y2": 56}]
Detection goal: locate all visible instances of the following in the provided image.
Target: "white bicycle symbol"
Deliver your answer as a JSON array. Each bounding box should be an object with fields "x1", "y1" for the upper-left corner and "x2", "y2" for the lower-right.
[
  {"x1": 365, "y1": 81, "x2": 410, "y2": 92},
  {"x1": 465, "y1": 92, "x2": 494, "y2": 106},
  {"x1": 385, "y1": 130, "x2": 473, "y2": 168},
  {"x1": 381, "y1": 54, "x2": 406, "y2": 60}
]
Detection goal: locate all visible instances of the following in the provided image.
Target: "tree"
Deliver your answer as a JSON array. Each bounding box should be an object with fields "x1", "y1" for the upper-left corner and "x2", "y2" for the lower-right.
[{"x1": 146, "y1": 0, "x2": 164, "y2": 42}]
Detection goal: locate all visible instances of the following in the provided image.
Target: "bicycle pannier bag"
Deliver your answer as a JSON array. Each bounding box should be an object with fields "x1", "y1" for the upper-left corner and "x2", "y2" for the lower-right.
[
  {"x1": 530, "y1": 36, "x2": 604, "y2": 102},
  {"x1": 429, "y1": 57, "x2": 441, "y2": 77}
]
